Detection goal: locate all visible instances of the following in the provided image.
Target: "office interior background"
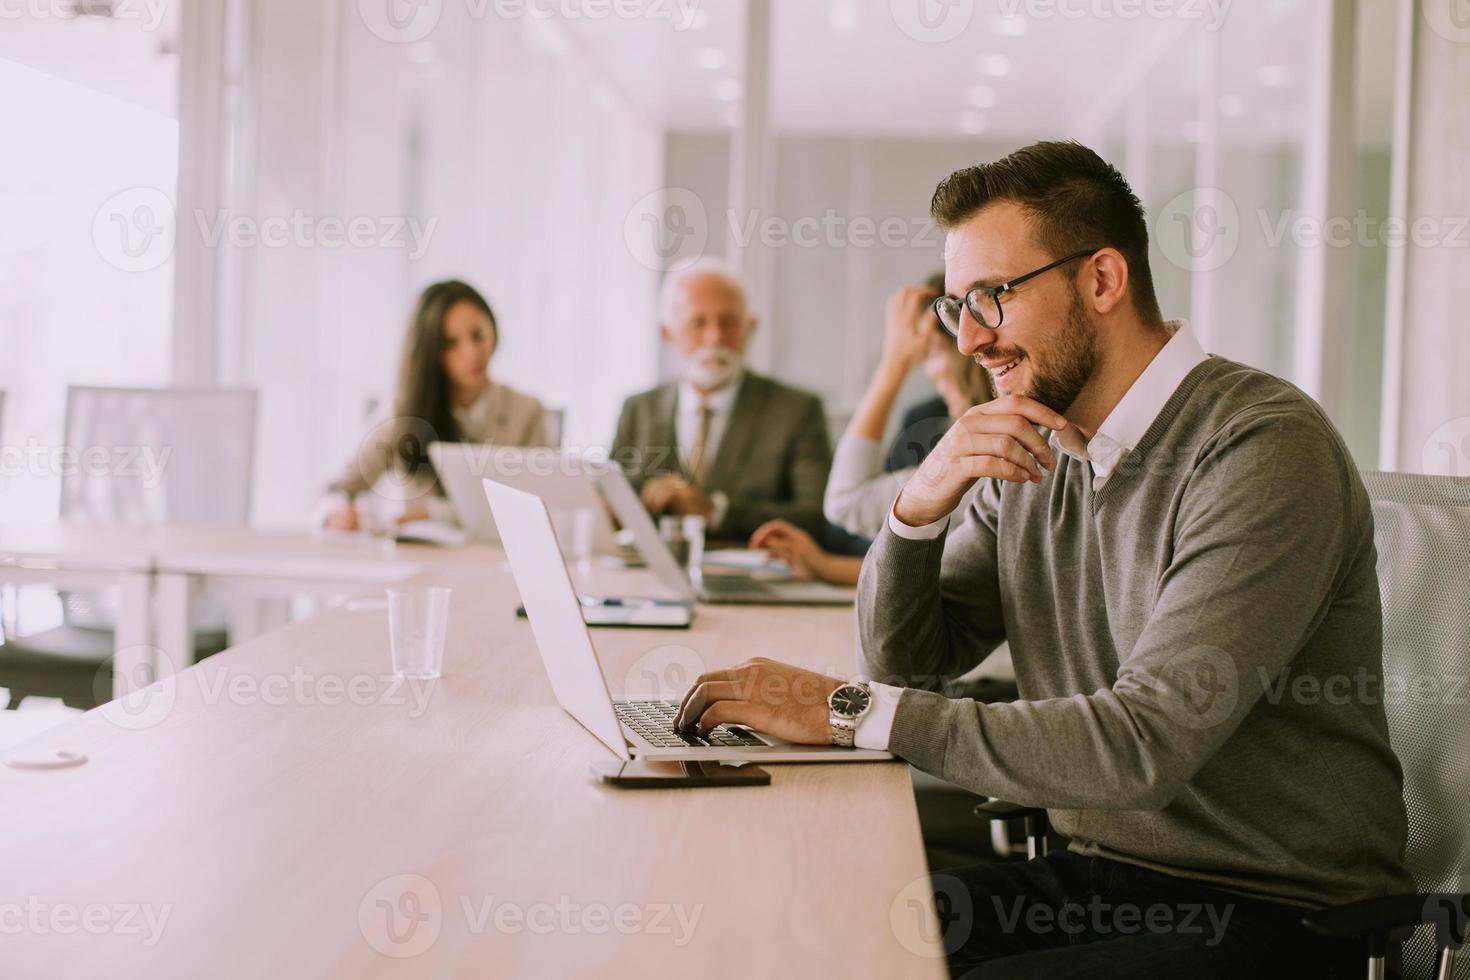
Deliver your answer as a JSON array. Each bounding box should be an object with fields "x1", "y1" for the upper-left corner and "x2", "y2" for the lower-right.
[
  {"x1": 2, "y1": 0, "x2": 1467, "y2": 535},
  {"x1": 2, "y1": 0, "x2": 1469, "y2": 975}
]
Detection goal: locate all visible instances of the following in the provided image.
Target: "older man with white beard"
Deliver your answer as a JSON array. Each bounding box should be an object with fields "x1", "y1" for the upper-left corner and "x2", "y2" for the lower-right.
[{"x1": 611, "y1": 260, "x2": 833, "y2": 542}]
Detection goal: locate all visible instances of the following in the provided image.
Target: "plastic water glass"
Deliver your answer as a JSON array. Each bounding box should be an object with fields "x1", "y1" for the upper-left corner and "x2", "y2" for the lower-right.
[
  {"x1": 554, "y1": 507, "x2": 599, "y2": 574},
  {"x1": 681, "y1": 515, "x2": 707, "y2": 573},
  {"x1": 387, "y1": 587, "x2": 451, "y2": 679}
]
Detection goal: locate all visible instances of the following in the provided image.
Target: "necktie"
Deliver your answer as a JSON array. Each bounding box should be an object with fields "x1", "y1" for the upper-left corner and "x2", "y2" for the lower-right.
[{"x1": 690, "y1": 404, "x2": 713, "y2": 489}]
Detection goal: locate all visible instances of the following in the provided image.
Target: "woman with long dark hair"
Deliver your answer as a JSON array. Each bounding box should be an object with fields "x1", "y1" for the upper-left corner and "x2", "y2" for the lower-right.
[{"x1": 320, "y1": 279, "x2": 548, "y2": 530}]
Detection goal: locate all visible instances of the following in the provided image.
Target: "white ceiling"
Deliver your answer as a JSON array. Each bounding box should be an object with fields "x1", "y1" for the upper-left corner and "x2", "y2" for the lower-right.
[
  {"x1": 0, "y1": 0, "x2": 1396, "y2": 147},
  {"x1": 566, "y1": 0, "x2": 1397, "y2": 146}
]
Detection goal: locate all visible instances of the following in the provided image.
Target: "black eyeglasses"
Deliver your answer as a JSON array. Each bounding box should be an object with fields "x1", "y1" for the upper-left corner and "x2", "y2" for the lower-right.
[{"x1": 931, "y1": 248, "x2": 1103, "y2": 338}]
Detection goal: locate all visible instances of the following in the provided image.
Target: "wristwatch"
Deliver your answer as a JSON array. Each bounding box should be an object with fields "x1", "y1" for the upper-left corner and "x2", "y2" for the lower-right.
[{"x1": 828, "y1": 682, "x2": 873, "y2": 747}]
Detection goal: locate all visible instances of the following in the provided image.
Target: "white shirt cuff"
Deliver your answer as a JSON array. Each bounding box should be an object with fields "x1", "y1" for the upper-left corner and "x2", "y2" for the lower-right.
[
  {"x1": 854, "y1": 682, "x2": 902, "y2": 751},
  {"x1": 708, "y1": 491, "x2": 730, "y2": 533},
  {"x1": 887, "y1": 501, "x2": 949, "y2": 540}
]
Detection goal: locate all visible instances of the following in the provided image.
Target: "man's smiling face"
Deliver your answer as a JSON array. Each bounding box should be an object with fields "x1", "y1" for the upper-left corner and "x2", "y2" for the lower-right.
[{"x1": 943, "y1": 200, "x2": 1100, "y2": 415}]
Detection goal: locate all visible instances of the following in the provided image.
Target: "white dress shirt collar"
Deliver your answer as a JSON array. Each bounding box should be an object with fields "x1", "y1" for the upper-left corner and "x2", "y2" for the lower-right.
[
  {"x1": 1051, "y1": 319, "x2": 1207, "y2": 486},
  {"x1": 677, "y1": 372, "x2": 742, "y2": 417}
]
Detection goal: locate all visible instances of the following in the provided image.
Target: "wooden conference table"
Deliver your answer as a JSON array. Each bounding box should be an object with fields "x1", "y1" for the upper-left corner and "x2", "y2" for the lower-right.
[{"x1": 0, "y1": 532, "x2": 946, "y2": 977}]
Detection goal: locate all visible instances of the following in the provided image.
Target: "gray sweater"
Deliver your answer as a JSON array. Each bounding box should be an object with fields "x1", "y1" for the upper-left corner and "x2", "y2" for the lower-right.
[{"x1": 857, "y1": 355, "x2": 1413, "y2": 909}]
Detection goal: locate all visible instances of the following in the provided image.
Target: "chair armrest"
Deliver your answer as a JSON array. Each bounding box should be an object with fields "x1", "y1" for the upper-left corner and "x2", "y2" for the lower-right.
[
  {"x1": 1301, "y1": 893, "x2": 1468, "y2": 942},
  {"x1": 973, "y1": 799, "x2": 1046, "y2": 820}
]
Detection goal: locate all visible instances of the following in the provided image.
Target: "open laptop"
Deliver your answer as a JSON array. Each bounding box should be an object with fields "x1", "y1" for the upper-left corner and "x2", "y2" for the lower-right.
[
  {"x1": 434, "y1": 443, "x2": 689, "y2": 628},
  {"x1": 484, "y1": 477, "x2": 891, "y2": 763},
  {"x1": 594, "y1": 466, "x2": 857, "y2": 607},
  {"x1": 428, "y1": 442, "x2": 617, "y2": 550}
]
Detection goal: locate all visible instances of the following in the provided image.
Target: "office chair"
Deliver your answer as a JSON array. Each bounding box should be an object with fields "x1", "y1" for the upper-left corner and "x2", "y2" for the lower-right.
[
  {"x1": 976, "y1": 470, "x2": 1469, "y2": 980},
  {"x1": 0, "y1": 386, "x2": 258, "y2": 709},
  {"x1": 1306, "y1": 470, "x2": 1470, "y2": 979}
]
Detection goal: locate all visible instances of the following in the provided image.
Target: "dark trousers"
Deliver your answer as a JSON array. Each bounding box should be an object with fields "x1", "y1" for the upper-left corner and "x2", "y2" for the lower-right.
[{"x1": 934, "y1": 850, "x2": 1367, "y2": 979}]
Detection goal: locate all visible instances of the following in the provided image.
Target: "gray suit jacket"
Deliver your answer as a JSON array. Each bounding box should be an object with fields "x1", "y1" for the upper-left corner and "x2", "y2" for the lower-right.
[{"x1": 611, "y1": 372, "x2": 832, "y2": 540}]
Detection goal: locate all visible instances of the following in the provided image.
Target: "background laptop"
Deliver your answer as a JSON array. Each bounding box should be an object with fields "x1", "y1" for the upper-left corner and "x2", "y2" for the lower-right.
[
  {"x1": 429, "y1": 442, "x2": 617, "y2": 550},
  {"x1": 594, "y1": 466, "x2": 857, "y2": 607},
  {"x1": 435, "y1": 443, "x2": 689, "y2": 628},
  {"x1": 484, "y1": 477, "x2": 891, "y2": 763}
]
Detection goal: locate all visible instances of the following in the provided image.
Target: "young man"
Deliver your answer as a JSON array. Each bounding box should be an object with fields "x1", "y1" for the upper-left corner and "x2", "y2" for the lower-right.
[{"x1": 674, "y1": 141, "x2": 1410, "y2": 977}]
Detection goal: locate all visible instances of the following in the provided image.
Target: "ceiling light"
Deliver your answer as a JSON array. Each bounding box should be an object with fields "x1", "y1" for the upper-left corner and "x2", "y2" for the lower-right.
[
  {"x1": 1256, "y1": 65, "x2": 1291, "y2": 88},
  {"x1": 524, "y1": 18, "x2": 571, "y2": 58},
  {"x1": 992, "y1": 16, "x2": 1027, "y2": 37},
  {"x1": 828, "y1": 0, "x2": 860, "y2": 33},
  {"x1": 976, "y1": 53, "x2": 1012, "y2": 77},
  {"x1": 966, "y1": 85, "x2": 997, "y2": 109},
  {"x1": 695, "y1": 47, "x2": 726, "y2": 71}
]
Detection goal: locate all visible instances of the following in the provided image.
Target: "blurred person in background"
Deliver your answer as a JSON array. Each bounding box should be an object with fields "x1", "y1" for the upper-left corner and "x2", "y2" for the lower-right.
[
  {"x1": 752, "y1": 272, "x2": 996, "y2": 587},
  {"x1": 318, "y1": 279, "x2": 548, "y2": 530},
  {"x1": 611, "y1": 259, "x2": 831, "y2": 542},
  {"x1": 825, "y1": 271, "x2": 995, "y2": 539}
]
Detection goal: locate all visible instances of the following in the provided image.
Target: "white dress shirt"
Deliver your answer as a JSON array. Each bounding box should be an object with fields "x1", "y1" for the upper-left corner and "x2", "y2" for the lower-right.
[
  {"x1": 855, "y1": 320, "x2": 1208, "y2": 750},
  {"x1": 676, "y1": 374, "x2": 741, "y2": 532}
]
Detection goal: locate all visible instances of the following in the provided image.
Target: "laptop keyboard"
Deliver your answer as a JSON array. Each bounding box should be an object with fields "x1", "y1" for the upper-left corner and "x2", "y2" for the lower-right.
[
  {"x1": 615, "y1": 700, "x2": 766, "y2": 749},
  {"x1": 698, "y1": 574, "x2": 772, "y2": 596}
]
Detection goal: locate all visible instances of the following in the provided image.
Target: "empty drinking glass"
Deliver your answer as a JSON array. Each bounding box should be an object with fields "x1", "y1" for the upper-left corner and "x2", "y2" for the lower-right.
[
  {"x1": 681, "y1": 514, "x2": 707, "y2": 573},
  {"x1": 386, "y1": 586, "x2": 451, "y2": 679},
  {"x1": 554, "y1": 507, "x2": 599, "y2": 574}
]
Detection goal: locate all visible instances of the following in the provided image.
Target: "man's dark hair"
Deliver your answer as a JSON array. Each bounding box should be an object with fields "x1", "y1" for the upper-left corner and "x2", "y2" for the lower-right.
[{"x1": 930, "y1": 140, "x2": 1164, "y2": 327}]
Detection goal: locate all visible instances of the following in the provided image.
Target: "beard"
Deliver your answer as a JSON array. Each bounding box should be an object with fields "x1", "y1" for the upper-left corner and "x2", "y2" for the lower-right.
[
  {"x1": 679, "y1": 344, "x2": 743, "y2": 390},
  {"x1": 979, "y1": 288, "x2": 1098, "y2": 416}
]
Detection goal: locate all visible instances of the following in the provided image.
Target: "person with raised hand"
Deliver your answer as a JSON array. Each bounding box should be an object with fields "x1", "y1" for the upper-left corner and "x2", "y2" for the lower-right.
[{"x1": 824, "y1": 272, "x2": 995, "y2": 539}]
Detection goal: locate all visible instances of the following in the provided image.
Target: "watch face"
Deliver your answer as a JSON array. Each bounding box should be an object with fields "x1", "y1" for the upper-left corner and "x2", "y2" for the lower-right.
[{"x1": 830, "y1": 684, "x2": 871, "y2": 718}]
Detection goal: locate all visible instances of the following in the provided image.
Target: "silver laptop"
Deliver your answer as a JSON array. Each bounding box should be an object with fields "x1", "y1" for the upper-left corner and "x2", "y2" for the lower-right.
[
  {"x1": 428, "y1": 442, "x2": 617, "y2": 550},
  {"x1": 484, "y1": 477, "x2": 891, "y2": 763},
  {"x1": 594, "y1": 466, "x2": 856, "y2": 607},
  {"x1": 435, "y1": 443, "x2": 689, "y2": 628}
]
